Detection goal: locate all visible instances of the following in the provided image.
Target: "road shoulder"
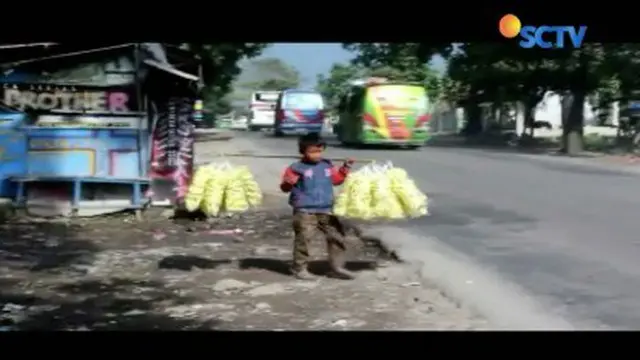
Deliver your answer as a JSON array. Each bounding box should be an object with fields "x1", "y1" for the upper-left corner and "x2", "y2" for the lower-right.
[
  {"x1": 370, "y1": 225, "x2": 576, "y2": 329},
  {"x1": 0, "y1": 206, "x2": 490, "y2": 330}
]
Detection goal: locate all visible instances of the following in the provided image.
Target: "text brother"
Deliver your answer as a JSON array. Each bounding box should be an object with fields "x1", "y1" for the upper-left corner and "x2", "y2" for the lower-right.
[{"x1": 3, "y1": 89, "x2": 130, "y2": 113}]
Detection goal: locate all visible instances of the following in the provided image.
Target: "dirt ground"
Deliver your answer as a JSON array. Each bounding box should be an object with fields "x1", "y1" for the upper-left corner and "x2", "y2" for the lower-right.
[{"x1": 0, "y1": 195, "x2": 490, "y2": 330}]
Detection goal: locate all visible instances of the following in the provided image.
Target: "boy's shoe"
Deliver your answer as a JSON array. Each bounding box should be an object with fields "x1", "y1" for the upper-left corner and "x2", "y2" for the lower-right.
[
  {"x1": 329, "y1": 266, "x2": 356, "y2": 280},
  {"x1": 292, "y1": 268, "x2": 316, "y2": 280},
  {"x1": 329, "y1": 253, "x2": 356, "y2": 280}
]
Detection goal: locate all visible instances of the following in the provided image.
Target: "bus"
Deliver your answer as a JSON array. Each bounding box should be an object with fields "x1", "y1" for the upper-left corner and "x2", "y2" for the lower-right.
[
  {"x1": 333, "y1": 78, "x2": 431, "y2": 148},
  {"x1": 248, "y1": 91, "x2": 280, "y2": 131}
]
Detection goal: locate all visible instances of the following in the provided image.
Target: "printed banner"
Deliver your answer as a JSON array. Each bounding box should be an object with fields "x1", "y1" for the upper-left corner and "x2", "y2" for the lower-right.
[
  {"x1": 149, "y1": 97, "x2": 194, "y2": 201},
  {"x1": 174, "y1": 98, "x2": 194, "y2": 198}
]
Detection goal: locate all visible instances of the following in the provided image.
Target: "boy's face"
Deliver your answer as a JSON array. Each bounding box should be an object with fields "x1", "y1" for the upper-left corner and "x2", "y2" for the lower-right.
[{"x1": 303, "y1": 145, "x2": 325, "y2": 163}]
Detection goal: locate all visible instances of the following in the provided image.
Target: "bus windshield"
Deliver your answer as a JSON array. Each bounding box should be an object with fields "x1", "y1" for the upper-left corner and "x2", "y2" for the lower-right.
[
  {"x1": 370, "y1": 85, "x2": 428, "y2": 110},
  {"x1": 283, "y1": 92, "x2": 324, "y2": 110}
]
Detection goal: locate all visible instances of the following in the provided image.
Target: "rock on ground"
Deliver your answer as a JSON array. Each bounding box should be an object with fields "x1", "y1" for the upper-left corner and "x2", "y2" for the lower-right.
[{"x1": 0, "y1": 202, "x2": 491, "y2": 330}]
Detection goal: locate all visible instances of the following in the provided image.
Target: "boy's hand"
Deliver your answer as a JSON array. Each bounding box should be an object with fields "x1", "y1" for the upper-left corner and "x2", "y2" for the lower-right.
[
  {"x1": 343, "y1": 158, "x2": 355, "y2": 167},
  {"x1": 283, "y1": 172, "x2": 300, "y2": 185},
  {"x1": 280, "y1": 167, "x2": 300, "y2": 193}
]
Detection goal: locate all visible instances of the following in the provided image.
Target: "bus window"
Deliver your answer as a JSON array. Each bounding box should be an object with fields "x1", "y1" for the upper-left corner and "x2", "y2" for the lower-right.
[{"x1": 254, "y1": 92, "x2": 279, "y2": 103}]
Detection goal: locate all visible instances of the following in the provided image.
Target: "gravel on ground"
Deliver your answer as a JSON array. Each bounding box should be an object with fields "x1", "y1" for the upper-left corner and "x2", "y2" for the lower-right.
[{"x1": 0, "y1": 197, "x2": 490, "y2": 330}]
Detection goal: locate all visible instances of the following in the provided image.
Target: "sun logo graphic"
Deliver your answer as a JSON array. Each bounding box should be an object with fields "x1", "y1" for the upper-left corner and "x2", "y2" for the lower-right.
[
  {"x1": 498, "y1": 14, "x2": 587, "y2": 49},
  {"x1": 499, "y1": 14, "x2": 522, "y2": 39}
]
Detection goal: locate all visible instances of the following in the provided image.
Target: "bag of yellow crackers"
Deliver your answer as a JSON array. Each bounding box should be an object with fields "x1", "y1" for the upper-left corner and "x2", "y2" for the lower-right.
[
  {"x1": 184, "y1": 161, "x2": 262, "y2": 217},
  {"x1": 333, "y1": 161, "x2": 428, "y2": 220}
]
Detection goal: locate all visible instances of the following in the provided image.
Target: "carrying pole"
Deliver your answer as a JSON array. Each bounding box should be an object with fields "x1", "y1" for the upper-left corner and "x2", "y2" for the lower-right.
[{"x1": 212, "y1": 153, "x2": 373, "y2": 163}]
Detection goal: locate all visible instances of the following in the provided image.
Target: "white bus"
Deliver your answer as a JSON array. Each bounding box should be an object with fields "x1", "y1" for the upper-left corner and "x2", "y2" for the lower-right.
[{"x1": 248, "y1": 91, "x2": 280, "y2": 131}]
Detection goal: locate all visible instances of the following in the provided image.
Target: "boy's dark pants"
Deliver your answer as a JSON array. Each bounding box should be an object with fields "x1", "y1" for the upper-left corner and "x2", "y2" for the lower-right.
[{"x1": 292, "y1": 211, "x2": 348, "y2": 273}]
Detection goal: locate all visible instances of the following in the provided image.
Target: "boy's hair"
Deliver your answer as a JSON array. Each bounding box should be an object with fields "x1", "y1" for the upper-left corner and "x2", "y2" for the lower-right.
[{"x1": 298, "y1": 133, "x2": 326, "y2": 154}]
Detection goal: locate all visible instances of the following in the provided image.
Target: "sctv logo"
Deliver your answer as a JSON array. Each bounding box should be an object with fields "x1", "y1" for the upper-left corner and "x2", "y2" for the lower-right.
[{"x1": 499, "y1": 14, "x2": 587, "y2": 49}]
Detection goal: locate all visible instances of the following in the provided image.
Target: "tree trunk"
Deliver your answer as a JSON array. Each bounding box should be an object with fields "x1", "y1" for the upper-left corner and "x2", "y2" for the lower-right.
[
  {"x1": 463, "y1": 103, "x2": 483, "y2": 136},
  {"x1": 611, "y1": 101, "x2": 620, "y2": 127},
  {"x1": 561, "y1": 90, "x2": 585, "y2": 154},
  {"x1": 492, "y1": 102, "x2": 502, "y2": 130},
  {"x1": 515, "y1": 101, "x2": 525, "y2": 137},
  {"x1": 522, "y1": 92, "x2": 544, "y2": 138},
  {"x1": 524, "y1": 103, "x2": 535, "y2": 137}
]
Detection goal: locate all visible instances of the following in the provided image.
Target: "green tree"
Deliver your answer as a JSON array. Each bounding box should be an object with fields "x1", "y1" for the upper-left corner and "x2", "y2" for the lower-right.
[
  {"x1": 178, "y1": 43, "x2": 270, "y2": 112},
  {"x1": 445, "y1": 43, "x2": 640, "y2": 153},
  {"x1": 316, "y1": 54, "x2": 445, "y2": 112},
  {"x1": 344, "y1": 42, "x2": 640, "y2": 154},
  {"x1": 237, "y1": 57, "x2": 301, "y2": 91},
  {"x1": 445, "y1": 43, "x2": 558, "y2": 135},
  {"x1": 508, "y1": 44, "x2": 630, "y2": 154},
  {"x1": 343, "y1": 43, "x2": 453, "y2": 69},
  {"x1": 315, "y1": 63, "x2": 365, "y2": 110},
  {"x1": 345, "y1": 43, "x2": 446, "y2": 92},
  {"x1": 205, "y1": 95, "x2": 232, "y2": 115}
]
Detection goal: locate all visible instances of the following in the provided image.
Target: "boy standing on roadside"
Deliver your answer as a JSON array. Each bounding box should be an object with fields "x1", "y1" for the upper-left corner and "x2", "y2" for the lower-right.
[{"x1": 280, "y1": 133, "x2": 355, "y2": 280}]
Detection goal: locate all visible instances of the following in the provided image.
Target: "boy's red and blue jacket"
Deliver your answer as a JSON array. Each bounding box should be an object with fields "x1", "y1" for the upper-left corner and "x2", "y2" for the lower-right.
[{"x1": 280, "y1": 159, "x2": 350, "y2": 213}]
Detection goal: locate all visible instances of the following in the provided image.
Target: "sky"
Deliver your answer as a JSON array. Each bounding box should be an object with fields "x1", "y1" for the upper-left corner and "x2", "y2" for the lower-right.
[{"x1": 257, "y1": 43, "x2": 447, "y2": 88}]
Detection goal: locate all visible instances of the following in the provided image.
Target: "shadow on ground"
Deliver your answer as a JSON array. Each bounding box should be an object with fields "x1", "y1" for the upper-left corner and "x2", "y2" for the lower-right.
[
  {"x1": 0, "y1": 219, "x2": 97, "y2": 272},
  {"x1": 158, "y1": 254, "x2": 377, "y2": 277},
  {"x1": 1, "y1": 278, "x2": 220, "y2": 330},
  {"x1": 0, "y1": 217, "x2": 221, "y2": 330},
  {"x1": 239, "y1": 257, "x2": 377, "y2": 276},
  {"x1": 425, "y1": 133, "x2": 560, "y2": 154},
  {"x1": 425, "y1": 133, "x2": 640, "y2": 160}
]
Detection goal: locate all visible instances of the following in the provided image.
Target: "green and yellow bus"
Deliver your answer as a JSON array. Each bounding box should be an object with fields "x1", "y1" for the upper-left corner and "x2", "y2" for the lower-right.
[{"x1": 333, "y1": 79, "x2": 432, "y2": 148}]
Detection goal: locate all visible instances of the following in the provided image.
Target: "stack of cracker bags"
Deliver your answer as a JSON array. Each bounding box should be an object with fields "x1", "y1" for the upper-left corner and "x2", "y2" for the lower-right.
[
  {"x1": 184, "y1": 160, "x2": 262, "y2": 217},
  {"x1": 333, "y1": 161, "x2": 428, "y2": 220}
]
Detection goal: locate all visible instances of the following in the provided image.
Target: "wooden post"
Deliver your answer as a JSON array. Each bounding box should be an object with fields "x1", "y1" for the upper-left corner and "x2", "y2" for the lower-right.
[{"x1": 133, "y1": 44, "x2": 145, "y2": 178}]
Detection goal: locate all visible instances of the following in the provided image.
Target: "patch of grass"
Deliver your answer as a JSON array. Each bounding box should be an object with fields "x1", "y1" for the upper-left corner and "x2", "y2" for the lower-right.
[{"x1": 583, "y1": 133, "x2": 619, "y2": 153}]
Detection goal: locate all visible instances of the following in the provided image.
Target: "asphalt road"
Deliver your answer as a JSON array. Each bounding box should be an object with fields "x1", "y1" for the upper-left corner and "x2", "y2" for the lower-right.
[{"x1": 239, "y1": 130, "x2": 640, "y2": 329}]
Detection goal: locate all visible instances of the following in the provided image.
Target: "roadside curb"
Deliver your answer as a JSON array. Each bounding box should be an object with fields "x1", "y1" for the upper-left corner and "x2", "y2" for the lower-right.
[{"x1": 194, "y1": 134, "x2": 235, "y2": 143}]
